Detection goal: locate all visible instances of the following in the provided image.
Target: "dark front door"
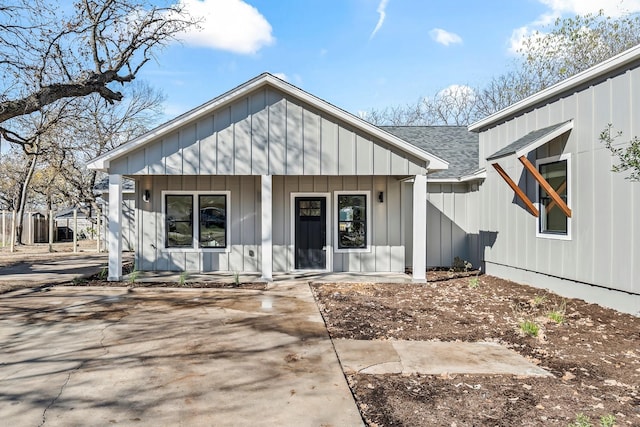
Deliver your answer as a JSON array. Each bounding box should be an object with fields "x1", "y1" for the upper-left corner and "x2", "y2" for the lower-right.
[{"x1": 295, "y1": 197, "x2": 326, "y2": 269}]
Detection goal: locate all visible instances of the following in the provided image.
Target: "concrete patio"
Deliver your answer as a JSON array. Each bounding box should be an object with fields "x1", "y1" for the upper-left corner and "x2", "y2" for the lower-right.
[{"x1": 0, "y1": 283, "x2": 364, "y2": 427}]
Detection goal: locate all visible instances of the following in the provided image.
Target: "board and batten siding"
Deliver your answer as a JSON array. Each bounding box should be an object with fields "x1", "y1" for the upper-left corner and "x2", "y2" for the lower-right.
[
  {"x1": 404, "y1": 182, "x2": 481, "y2": 269},
  {"x1": 134, "y1": 175, "x2": 407, "y2": 273},
  {"x1": 478, "y1": 65, "x2": 640, "y2": 309},
  {"x1": 108, "y1": 87, "x2": 426, "y2": 177}
]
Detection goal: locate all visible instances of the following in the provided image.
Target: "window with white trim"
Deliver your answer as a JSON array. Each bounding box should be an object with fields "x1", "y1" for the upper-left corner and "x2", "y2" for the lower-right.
[
  {"x1": 164, "y1": 192, "x2": 228, "y2": 249},
  {"x1": 335, "y1": 191, "x2": 371, "y2": 251},
  {"x1": 537, "y1": 154, "x2": 571, "y2": 238}
]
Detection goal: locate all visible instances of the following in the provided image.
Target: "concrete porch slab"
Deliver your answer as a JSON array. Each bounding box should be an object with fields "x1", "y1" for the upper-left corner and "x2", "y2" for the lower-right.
[{"x1": 333, "y1": 339, "x2": 553, "y2": 377}]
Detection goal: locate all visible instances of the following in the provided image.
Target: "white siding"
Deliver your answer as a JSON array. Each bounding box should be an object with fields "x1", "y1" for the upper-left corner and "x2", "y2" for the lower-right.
[
  {"x1": 134, "y1": 175, "x2": 408, "y2": 273},
  {"x1": 109, "y1": 88, "x2": 427, "y2": 177},
  {"x1": 478, "y1": 66, "x2": 640, "y2": 305}
]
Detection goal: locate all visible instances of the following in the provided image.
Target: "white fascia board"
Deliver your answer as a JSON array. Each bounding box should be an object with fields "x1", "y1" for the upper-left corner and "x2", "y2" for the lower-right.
[
  {"x1": 514, "y1": 120, "x2": 574, "y2": 158},
  {"x1": 469, "y1": 44, "x2": 640, "y2": 132},
  {"x1": 88, "y1": 73, "x2": 449, "y2": 172}
]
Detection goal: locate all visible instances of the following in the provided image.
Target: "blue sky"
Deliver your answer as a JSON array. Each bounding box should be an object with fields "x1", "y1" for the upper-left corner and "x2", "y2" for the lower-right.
[{"x1": 140, "y1": 0, "x2": 640, "y2": 121}]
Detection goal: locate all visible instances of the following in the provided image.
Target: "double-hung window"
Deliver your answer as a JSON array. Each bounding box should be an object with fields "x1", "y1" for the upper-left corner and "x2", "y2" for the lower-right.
[
  {"x1": 335, "y1": 191, "x2": 371, "y2": 252},
  {"x1": 164, "y1": 192, "x2": 228, "y2": 249},
  {"x1": 537, "y1": 154, "x2": 571, "y2": 239}
]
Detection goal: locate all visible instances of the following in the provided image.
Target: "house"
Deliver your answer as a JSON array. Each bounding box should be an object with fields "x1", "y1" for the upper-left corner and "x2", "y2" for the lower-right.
[
  {"x1": 89, "y1": 44, "x2": 640, "y2": 316},
  {"x1": 468, "y1": 44, "x2": 640, "y2": 315},
  {"x1": 88, "y1": 73, "x2": 450, "y2": 282}
]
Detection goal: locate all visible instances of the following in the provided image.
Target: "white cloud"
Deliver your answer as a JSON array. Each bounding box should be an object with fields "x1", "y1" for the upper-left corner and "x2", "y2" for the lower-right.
[
  {"x1": 177, "y1": 0, "x2": 274, "y2": 54},
  {"x1": 429, "y1": 28, "x2": 463, "y2": 46},
  {"x1": 437, "y1": 84, "x2": 476, "y2": 101},
  {"x1": 508, "y1": 26, "x2": 534, "y2": 54},
  {"x1": 272, "y1": 73, "x2": 288, "y2": 81},
  {"x1": 370, "y1": 0, "x2": 390, "y2": 39}
]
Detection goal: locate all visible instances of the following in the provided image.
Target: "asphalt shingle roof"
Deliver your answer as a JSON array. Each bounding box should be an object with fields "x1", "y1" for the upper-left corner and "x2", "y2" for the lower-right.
[
  {"x1": 381, "y1": 126, "x2": 479, "y2": 179},
  {"x1": 486, "y1": 121, "x2": 570, "y2": 161}
]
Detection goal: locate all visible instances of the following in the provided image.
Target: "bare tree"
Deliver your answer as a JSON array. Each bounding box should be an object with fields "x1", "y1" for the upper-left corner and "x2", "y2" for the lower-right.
[
  {"x1": 518, "y1": 11, "x2": 640, "y2": 92},
  {"x1": 364, "y1": 85, "x2": 479, "y2": 127},
  {"x1": 365, "y1": 11, "x2": 640, "y2": 127},
  {"x1": 58, "y1": 82, "x2": 165, "y2": 210},
  {"x1": 0, "y1": 0, "x2": 195, "y2": 129}
]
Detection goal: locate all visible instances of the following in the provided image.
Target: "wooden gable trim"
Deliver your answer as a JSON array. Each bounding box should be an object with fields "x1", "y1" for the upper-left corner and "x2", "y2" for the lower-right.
[
  {"x1": 491, "y1": 163, "x2": 539, "y2": 217},
  {"x1": 518, "y1": 156, "x2": 572, "y2": 218}
]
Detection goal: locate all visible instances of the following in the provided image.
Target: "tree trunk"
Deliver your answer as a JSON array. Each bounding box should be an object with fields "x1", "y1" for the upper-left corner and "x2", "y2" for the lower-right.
[{"x1": 15, "y1": 153, "x2": 38, "y2": 245}]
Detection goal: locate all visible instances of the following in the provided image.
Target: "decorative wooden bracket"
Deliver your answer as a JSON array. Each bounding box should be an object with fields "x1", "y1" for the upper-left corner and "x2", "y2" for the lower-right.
[
  {"x1": 518, "y1": 156, "x2": 572, "y2": 218},
  {"x1": 491, "y1": 163, "x2": 539, "y2": 217}
]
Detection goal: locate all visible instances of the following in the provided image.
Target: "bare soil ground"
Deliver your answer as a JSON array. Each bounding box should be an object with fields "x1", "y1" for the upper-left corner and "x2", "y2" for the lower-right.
[{"x1": 311, "y1": 274, "x2": 640, "y2": 427}]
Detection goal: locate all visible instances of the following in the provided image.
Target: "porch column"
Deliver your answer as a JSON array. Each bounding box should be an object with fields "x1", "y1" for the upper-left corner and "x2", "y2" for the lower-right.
[
  {"x1": 412, "y1": 174, "x2": 427, "y2": 282},
  {"x1": 261, "y1": 174, "x2": 273, "y2": 281},
  {"x1": 108, "y1": 174, "x2": 123, "y2": 281}
]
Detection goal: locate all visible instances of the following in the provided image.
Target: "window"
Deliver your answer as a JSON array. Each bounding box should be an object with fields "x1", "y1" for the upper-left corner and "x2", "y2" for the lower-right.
[
  {"x1": 537, "y1": 155, "x2": 570, "y2": 238},
  {"x1": 165, "y1": 195, "x2": 193, "y2": 248},
  {"x1": 164, "y1": 192, "x2": 228, "y2": 249},
  {"x1": 335, "y1": 192, "x2": 370, "y2": 251},
  {"x1": 199, "y1": 195, "x2": 226, "y2": 248}
]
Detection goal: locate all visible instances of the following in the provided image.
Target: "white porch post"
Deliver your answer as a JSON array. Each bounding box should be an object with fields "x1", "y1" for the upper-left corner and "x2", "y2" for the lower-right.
[
  {"x1": 261, "y1": 174, "x2": 273, "y2": 281},
  {"x1": 412, "y1": 174, "x2": 427, "y2": 282},
  {"x1": 108, "y1": 174, "x2": 123, "y2": 281}
]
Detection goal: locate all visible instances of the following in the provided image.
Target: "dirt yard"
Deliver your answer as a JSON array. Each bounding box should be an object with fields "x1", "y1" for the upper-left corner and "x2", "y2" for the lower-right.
[{"x1": 312, "y1": 274, "x2": 640, "y2": 427}]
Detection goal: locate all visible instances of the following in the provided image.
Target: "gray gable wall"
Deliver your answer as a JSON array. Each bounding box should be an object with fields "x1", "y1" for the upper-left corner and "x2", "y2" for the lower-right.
[
  {"x1": 382, "y1": 126, "x2": 479, "y2": 179},
  {"x1": 109, "y1": 87, "x2": 428, "y2": 177}
]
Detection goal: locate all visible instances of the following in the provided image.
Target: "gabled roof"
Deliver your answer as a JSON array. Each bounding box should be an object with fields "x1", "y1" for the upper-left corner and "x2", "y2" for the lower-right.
[
  {"x1": 382, "y1": 126, "x2": 479, "y2": 179},
  {"x1": 469, "y1": 44, "x2": 640, "y2": 132},
  {"x1": 89, "y1": 73, "x2": 448, "y2": 172},
  {"x1": 486, "y1": 120, "x2": 573, "y2": 161}
]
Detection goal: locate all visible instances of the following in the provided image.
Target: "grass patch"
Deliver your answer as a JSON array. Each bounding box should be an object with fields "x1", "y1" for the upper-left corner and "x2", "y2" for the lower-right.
[
  {"x1": 547, "y1": 300, "x2": 567, "y2": 324},
  {"x1": 568, "y1": 413, "x2": 616, "y2": 427},
  {"x1": 532, "y1": 294, "x2": 547, "y2": 307},
  {"x1": 128, "y1": 269, "x2": 139, "y2": 284},
  {"x1": 179, "y1": 271, "x2": 189, "y2": 286},
  {"x1": 72, "y1": 276, "x2": 87, "y2": 285},
  {"x1": 519, "y1": 320, "x2": 540, "y2": 337}
]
